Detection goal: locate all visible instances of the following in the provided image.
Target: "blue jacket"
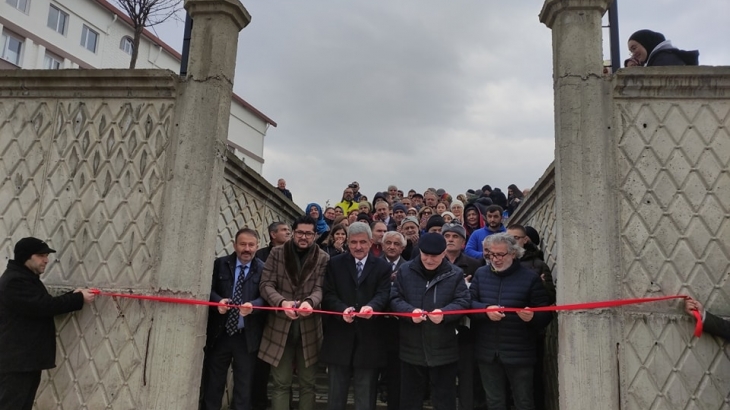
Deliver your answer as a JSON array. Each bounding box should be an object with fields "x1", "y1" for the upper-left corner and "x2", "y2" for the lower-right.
[
  {"x1": 470, "y1": 260, "x2": 552, "y2": 365},
  {"x1": 390, "y1": 256, "x2": 470, "y2": 367},
  {"x1": 464, "y1": 225, "x2": 506, "y2": 258}
]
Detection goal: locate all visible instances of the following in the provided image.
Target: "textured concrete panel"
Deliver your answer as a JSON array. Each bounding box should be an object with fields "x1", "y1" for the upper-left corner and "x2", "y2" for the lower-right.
[{"x1": 615, "y1": 68, "x2": 730, "y2": 410}]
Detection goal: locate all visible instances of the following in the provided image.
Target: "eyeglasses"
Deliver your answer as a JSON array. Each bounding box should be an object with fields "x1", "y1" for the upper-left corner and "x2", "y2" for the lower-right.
[
  {"x1": 485, "y1": 252, "x2": 509, "y2": 260},
  {"x1": 294, "y1": 231, "x2": 316, "y2": 238}
]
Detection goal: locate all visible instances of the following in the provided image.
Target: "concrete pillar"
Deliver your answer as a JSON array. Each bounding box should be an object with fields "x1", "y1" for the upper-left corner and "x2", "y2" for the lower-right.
[
  {"x1": 539, "y1": 1, "x2": 619, "y2": 409},
  {"x1": 143, "y1": 1, "x2": 250, "y2": 408}
]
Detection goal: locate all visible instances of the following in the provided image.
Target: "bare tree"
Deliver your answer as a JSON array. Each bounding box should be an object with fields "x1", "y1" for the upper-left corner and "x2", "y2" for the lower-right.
[{"x1": 112, "y1": 0, "x2": 181, "y2": 68}]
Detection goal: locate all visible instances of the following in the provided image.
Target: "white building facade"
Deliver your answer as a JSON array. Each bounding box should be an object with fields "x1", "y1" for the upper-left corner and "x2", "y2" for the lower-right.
[{"x1": 0, "y1": 0, "x2": 274, "y2": 173}]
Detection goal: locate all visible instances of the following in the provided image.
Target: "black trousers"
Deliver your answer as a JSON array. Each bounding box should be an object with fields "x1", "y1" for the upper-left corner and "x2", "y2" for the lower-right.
[
  {"x1": 401, "y1": 361, "x2": 458, "y2": 410},
  {"x1": 202, "y1": 332, "x2": 257, "y2": 410},
  {"x1": 327, "y1": 364, "x2": 378, "y2": 410},
  {"x1": 0, "y1": 371, "x2": 42, "y2": 410},
  {"x1": 251, "y1": 358, "x2": 271, "y2": 410}
]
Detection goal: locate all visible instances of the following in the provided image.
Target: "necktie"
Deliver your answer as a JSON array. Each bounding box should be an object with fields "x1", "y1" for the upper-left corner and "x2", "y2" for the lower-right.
[
  {"x1": 356, "y1": 261, "x2": 363, "y2": 279},
  {"x1": 392, "y1": 262, "x2": 397, "y2": 272},
  {"x1": 225, "y1": 265, "x2": 247, "y2": 336}
]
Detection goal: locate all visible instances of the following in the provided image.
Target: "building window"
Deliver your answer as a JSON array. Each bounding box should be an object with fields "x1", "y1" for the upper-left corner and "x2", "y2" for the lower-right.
[
  {"x1": 120, "y1": 36, "x2": 133, "y2": 55},
  {"x1": 47, "y1": 5, "x2": 69, "y2": 35},
  {"x1": 43, "y1": 52, "x2": 62, "y2": 69},
  {"x1": 1, "y1": 31, "x2": 23, "y2": 66},
  {"x1": 6, "y1": 0, "x2": 29, "y2": 13},
  {"x1": 80, "y1": 25, "x2": 98, "y2": 53}
]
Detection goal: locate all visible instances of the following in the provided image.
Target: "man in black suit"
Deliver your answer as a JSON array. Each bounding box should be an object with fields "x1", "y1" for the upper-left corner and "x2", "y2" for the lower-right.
[
  {"x1": 202, "y1": 228, "x2": 267, "y2": 410},
  {"x1": 0, "y1": 237, "x2": 96, "y2": 410},
  {"x1": 321, "y1": 222, "x2": 392, "y2": 410},
  {"x1": 685, "y1": 297, "x2": 730, "y2": 341}
]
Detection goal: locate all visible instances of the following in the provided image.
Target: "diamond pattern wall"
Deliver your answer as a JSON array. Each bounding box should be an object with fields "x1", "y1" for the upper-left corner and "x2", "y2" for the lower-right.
[
  {"x1": 1, "y1": 97, "x2": 173, "y2": 409},
  {"x1": 617, "y1": 98, "x2": 730, "y2": 410}
]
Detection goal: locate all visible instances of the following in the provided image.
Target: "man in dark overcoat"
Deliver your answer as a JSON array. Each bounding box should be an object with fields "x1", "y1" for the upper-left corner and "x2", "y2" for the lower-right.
[{"x1": 321, "y1": 222, "x2": 392, "y2": 410}]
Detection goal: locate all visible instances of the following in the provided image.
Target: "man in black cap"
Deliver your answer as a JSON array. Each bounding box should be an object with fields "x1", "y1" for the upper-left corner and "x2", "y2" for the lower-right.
[
  {"x1": 391, "y1": 233, "x2": 471, "y2": 410},
  {"x1": 0, "y1": 237, "x2": 96, "y2": 410}
]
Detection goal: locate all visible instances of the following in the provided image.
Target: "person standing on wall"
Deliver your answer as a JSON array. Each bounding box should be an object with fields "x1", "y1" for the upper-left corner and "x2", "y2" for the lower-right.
[{"x1": 0, "y1": 237, "x2": 96, "y2": 410}]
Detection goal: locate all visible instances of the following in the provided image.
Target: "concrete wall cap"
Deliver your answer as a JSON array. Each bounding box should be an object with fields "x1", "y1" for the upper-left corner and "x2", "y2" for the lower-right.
[
  {"x1": 539, "y1": 0, "x2": 611, "y2": 28},
  {"x1": 185, "y1": 0, "x2": 252, "y2": 31}
]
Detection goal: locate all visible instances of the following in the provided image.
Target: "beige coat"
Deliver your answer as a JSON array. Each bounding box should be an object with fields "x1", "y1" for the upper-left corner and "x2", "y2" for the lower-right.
[{"x1": 258, "y1": 241, "x2": 329, "y2": 367}]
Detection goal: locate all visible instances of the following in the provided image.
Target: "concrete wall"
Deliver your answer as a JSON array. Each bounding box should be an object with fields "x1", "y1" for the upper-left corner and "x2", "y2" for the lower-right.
[{"x1": 614, "y1": 68, "x2": 730, "y2": 410}]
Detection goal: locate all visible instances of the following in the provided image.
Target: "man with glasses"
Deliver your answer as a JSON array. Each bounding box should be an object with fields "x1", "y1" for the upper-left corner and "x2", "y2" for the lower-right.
[
  {"x1": 350, "y1": 182, "x2": 363, "y2": 202},
  {"x1": 259, "y1": 215, "x2": 330, "y2": 410},
  {"x1": 464, "y1": 205, "x2": 507, "y2": 259},
  {"x1": 337, "y1": 188, "x2": 360, "y2": 215},
  {"x1": 470, "y1": 233, "x2": 552, "y2": 410}
]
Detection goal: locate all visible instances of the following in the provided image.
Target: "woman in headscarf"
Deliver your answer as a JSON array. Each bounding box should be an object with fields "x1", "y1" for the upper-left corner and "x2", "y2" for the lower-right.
[
  {"x1": 450, "y1": 200, "x2": 464, "y2": 224},
  {"x1": 626, "y1": 29, "x2": 698, "y2": 67},
  {"x1": 306, "y1": 203, "x2": 330, "y2": 237}
]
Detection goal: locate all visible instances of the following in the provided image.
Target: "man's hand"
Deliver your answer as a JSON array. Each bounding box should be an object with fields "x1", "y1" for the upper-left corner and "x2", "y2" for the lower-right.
[
  {"x1": 685, "y1": 297, "x2": 704, "y2": 316},
  {"x1": 343, "y1": 307, "x2": 356, "y2": 323},
  {"x1": 427, "y1": 309, "x2": 444, "y2": 324},
  {"x1": 358, "y1": 306, "x2": 374, "y2": 319},
  {"x1": 281, "y1": 300, "x2": 299, "y2": 320},
  {"x1": 74, "y1": 289, "x2": 96, "y2": 304},
  {"x1": 298, "y1": 301, "x2": 313, "y2": 317},
  {"x1": 216, "y1": 298, "x2": 232, "y2": 314},
  {"x1": 487, "y1": 305, "x2": 505, "y2": 321},
  {"x1": 412, "y1": 309, "x2": 426, "y2": 323},
  {"x1": 239, "y1": 302, "x2": 253, "y2": 317},
  {"x1": 517, "y1": 307, "x2": 534, "y2": 322}
]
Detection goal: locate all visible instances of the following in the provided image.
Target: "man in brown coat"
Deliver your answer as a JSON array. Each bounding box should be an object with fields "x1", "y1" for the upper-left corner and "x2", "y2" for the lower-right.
[{"x1": 259, "y1": 215, "x2": 330, "y2": 410}]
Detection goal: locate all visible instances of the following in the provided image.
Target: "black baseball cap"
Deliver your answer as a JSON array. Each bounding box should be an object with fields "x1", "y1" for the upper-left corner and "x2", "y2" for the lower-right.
[{"x1": 14, "y1": 237, "x2": 57, "y2": 263}]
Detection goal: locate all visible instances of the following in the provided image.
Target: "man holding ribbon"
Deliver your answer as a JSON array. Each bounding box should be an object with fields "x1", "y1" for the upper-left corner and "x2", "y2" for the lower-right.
[
  {"x1": 390, "y1": 232, "x2": 471, "y2": 410},
  {"x1": 321, "y1": 222, "x2": 392, "y2": 410},
  {"x1": 258, "y1": 215, "x2": 330, "y2": 410},
  {"x1": 470, "y1": 233, "x2": 552, "y2": 410},
  {"x1": 0, "y1": 237, "x2": 96, "y2": 410},
  {"x1": 201, "y1": 227, "x2": 267, "y2": 410}
]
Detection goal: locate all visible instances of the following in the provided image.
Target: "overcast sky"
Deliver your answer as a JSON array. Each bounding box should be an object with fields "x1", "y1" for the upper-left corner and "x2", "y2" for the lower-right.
[{"x1": 157, "y1": 0, "x2": 729, "y2": 210}]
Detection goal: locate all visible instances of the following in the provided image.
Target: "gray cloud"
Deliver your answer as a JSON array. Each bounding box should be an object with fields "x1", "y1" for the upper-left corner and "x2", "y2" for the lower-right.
[{"x1": 157, "y1": 0, "x2": 729, "y2": 209}]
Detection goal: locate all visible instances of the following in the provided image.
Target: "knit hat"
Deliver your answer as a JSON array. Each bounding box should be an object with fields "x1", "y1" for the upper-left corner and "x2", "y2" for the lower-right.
[
  {"x1": 14, "y1": 237, "x2": 56, "y2": 263},
  {"x1": 435, "y1": 188, "x2": 446, "y2": 197},
  {"x1": 356, "y1": 213, "x2": 372, "y2": 224},
  {"x1": 441, "y1": 211, "x2": 456, "y2": 220},
  {"x1": 392, "y1": 203, "x2": 407, "y2": 214},
  {"x1": 401, "y1": 216, "x2": 419, "y2": 228},
  {"x1": 629, "y1": 29, "x2": 666, "y2": 56},
  {"x1": 482, "y1": 185, "x2": 492, "y2": 192},
  {"x1": 524, "y1": 226, "x2": 541, "y2": 246},
  {"x1": 418, "y1": 233, "x2": 447, "y2": 255},
  {"x1": 441, "y1": 223, "x2": 466, "y2": 239},
  {"x1": 426, "y1": 215, "x2": 445, "y2": 232},
  {"x1": 450, "y1": 199, "x2": 464, "y2": 210}
]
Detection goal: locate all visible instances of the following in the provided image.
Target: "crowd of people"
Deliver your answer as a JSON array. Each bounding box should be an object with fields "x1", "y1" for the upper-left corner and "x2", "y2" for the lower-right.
[{"x1": 202, "y1": 181, "x2": 556, "y2": 410}]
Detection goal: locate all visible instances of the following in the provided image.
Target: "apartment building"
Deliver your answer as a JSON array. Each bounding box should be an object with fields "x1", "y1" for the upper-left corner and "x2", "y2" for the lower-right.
[{"x1": 0, "y1": 0, "x2": 275, "y2": 173}]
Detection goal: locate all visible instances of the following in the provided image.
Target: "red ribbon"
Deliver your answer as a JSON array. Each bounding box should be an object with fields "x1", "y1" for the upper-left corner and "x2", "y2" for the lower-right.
[{"x1": 90, "y1": 289, "x2": 703, "y2": 336}]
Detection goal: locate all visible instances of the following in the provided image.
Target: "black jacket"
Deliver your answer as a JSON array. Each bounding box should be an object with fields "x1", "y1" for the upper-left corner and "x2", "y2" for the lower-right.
[
  {"x1": 450, "y1": 252, "x2": 481, "y2": 279},
  {"x1": 390, "y1": 256, "x2": 470, "y2": 367},
  {"x1": 255, "y1": 243, "x2": 279, "y2": 263},
  {"x1": 703, "y1": 312, "x2": 730, "y2": 341},
  {"x1": 206, "y1": 254, "x2": 267, "y2": 353},
  {"x1": 647, "y1": 48, "x2": 699, "y2": 66},
  {"x1": 470, "y1": 260, "x2": 552, "y2": 365},
  {"x1": 320, "y1": 254, "x2": 392, "y2": 368},
  {"x1": 0, "y1": 260, "x2": 84, "y2": 372},
  {"x1": 520, "y1": 243, "x2": 556, "y2": 304}
]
